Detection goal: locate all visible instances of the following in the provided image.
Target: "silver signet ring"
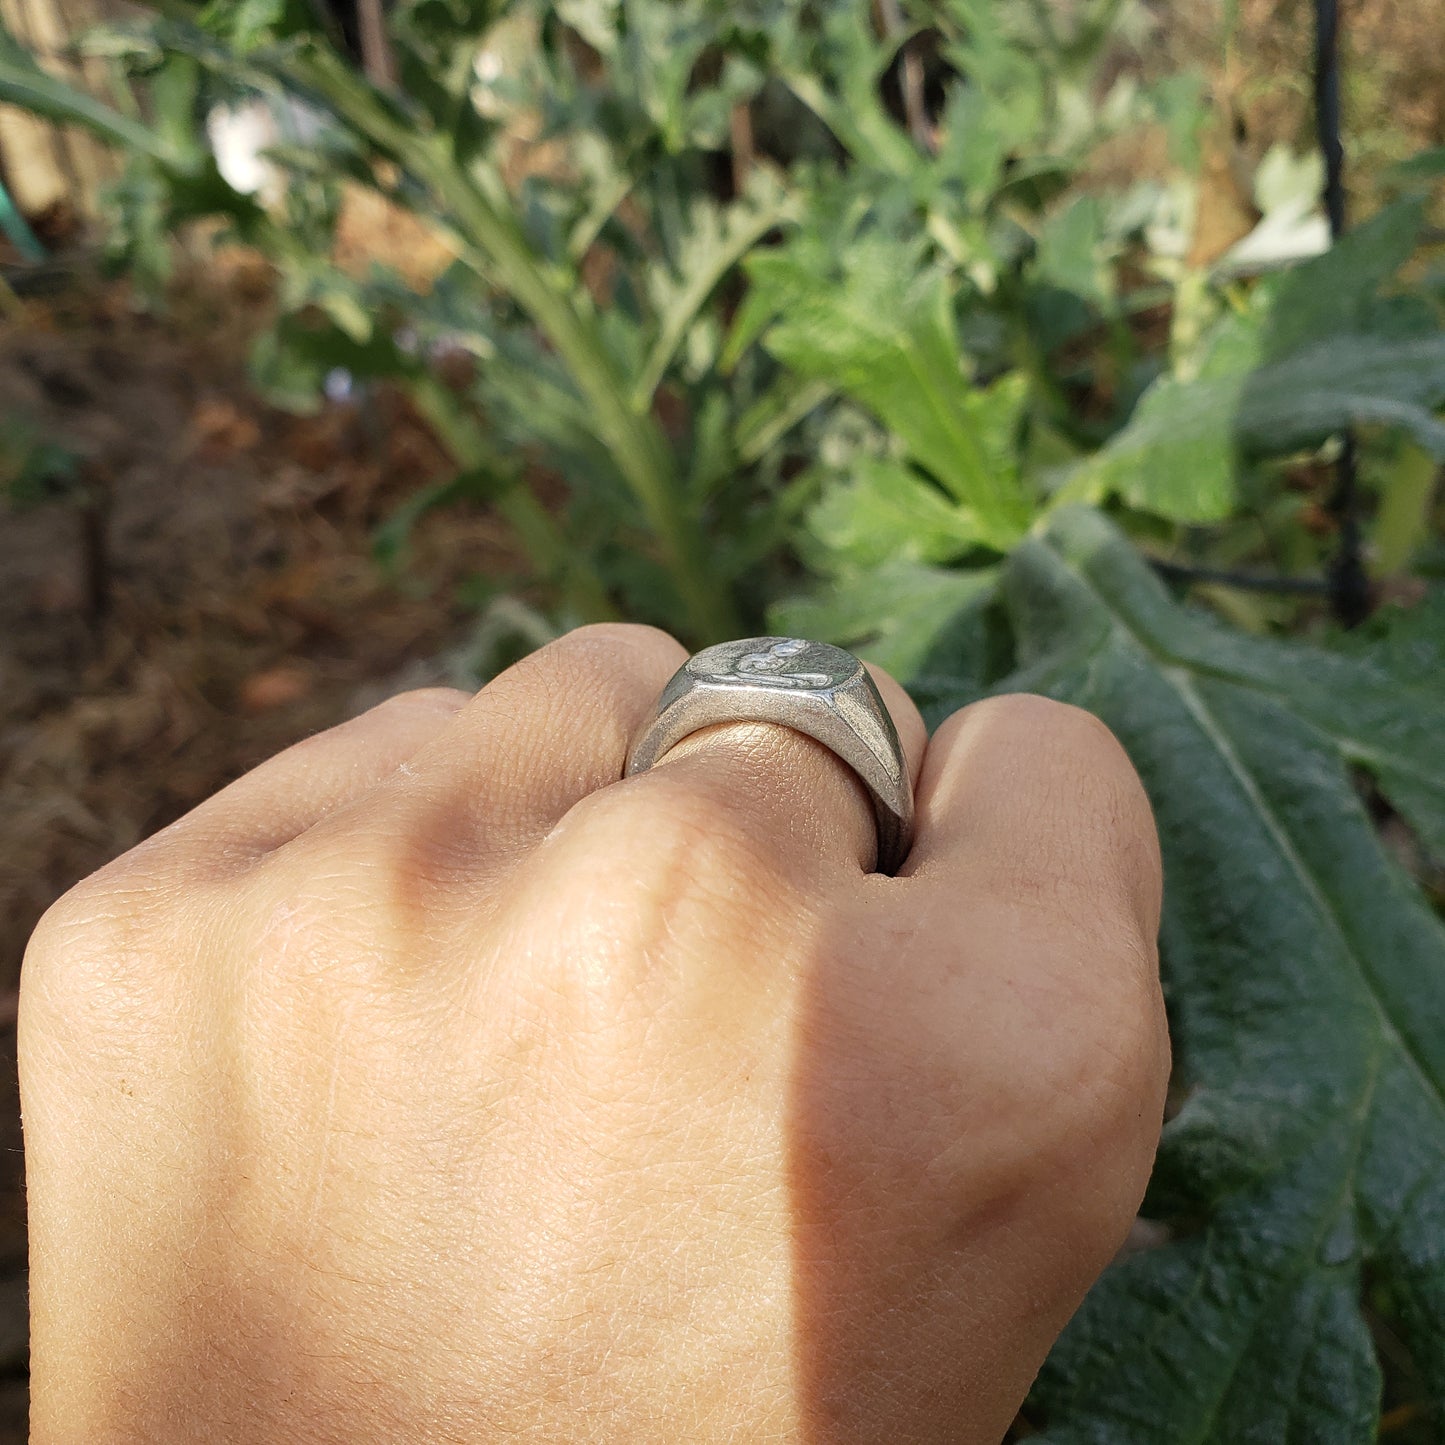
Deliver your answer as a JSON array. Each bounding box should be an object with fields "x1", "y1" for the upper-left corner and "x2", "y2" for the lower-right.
[{"x1": 624, "y1": 636, "x2": 915, "y2": 876}]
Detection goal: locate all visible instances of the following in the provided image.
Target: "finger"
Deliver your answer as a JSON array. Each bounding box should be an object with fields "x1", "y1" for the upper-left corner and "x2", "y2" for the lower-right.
[
  {"x1": 146, "y1": 688, "x2": 474, "y2": 875},
  {"x1": 785, "y1": 690, "x2": 1169, "y2": 1445},
  {"x1": 903, "y1": 692, "x2": 1162, "y2": 941},
  {"x1": 331, "y1": 624, "x2": 688, "y2": 869},
  {"x1": 841, "y1": 694, "x2": 1167, "y2": 1421},
  {"x1": 625, "y1": 659, "x2": 927, "y2": 877}
]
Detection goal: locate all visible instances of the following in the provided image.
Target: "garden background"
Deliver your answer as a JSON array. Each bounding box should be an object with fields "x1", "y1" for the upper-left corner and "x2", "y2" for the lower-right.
[{"x1": 1, "y1": 0, "x2": 1443, "y2": 1438}]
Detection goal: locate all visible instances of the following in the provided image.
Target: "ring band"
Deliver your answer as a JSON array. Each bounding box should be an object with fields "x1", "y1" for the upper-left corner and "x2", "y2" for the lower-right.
[{"x1": 625, "y1": 637, "x2": 914, "y2": 875}]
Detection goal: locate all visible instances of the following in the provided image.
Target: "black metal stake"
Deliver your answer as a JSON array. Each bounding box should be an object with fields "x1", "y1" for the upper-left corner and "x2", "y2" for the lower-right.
[{"x1": 1314, "y1": 0, "x2": 1371, "y2": 627}]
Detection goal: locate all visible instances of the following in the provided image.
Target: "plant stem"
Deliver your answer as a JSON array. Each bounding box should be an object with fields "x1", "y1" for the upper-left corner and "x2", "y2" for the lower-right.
[
  {"x1": 354, "y1": 0, "x2": 396, "y2": 89},
  {"x1": 406, "y1": 374, "x2": 618, "y2": 623},
  {"x1": 285, "y1": 47, "x2": 741, "y2": 641},
  {"x1": 1150, "y1": 559, "x2": 1330, "y2": 596},
  {"x1": 875, "y1": 0, "x2": 931, "y2": 152},
  {"x1": 729, "y1": 101, "x2": 754, "y2": 196},
  {"x1": 79, "y1": 466, "x2": 112, "y2": 628}
]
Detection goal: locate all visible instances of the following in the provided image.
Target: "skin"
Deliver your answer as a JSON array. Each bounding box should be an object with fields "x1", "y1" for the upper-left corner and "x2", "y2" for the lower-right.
[{"x1": 19, "y1": 623, "x2": 1168, "y2": 1444}]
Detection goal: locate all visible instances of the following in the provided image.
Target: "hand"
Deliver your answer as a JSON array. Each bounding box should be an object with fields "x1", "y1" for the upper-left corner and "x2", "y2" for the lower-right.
[{"x1": 21, "y1": 624, "x2": 1167, "y2": 1444}]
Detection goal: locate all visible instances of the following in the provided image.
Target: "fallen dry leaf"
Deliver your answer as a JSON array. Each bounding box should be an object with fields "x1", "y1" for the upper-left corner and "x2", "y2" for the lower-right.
[
  {"x1": 188, "y1": 397, "x2": 262, "y2": 460},
  {"x1": 238, "y1": 663, "x2": 314, "y2": 713}
]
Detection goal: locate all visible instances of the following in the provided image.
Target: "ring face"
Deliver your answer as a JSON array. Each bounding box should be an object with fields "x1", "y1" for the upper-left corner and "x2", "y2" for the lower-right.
[
  {"x1": 688, "y1": 638, "x2": 861, "y2": 693},
  {"x1": 627, "y1": 636, "x2": 914, "y2": 875}
]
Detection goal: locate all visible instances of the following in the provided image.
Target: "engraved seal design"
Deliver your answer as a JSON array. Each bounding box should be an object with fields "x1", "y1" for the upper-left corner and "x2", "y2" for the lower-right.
[
  {"x1": 688, "y1": 637, "x2": 859, "y2": 692},
  {"x1": 733, "y1": 639, "x2": 832, "y2": 688}
]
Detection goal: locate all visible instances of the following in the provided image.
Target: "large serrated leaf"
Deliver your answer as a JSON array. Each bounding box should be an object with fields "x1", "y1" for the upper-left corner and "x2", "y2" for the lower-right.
[
  {"x1": 752, "y1": 231, "x2": 1032, "y2": 549},
  {"x1": 634, "y1": 171, "x2": 799, "y2": 407},
  {"x1": 806, "y1": 456, "x2": 983, "y2": 566},
  {"x1": 1238, "y1": 335, "x2": 1445, "y2": 461},
  {"x1": 1261, "y1": 200, "x2": 1424, "y2": 361},
  {"x1": 922, "y1": 509, "x2": 1445, "y2": 1440},
  {"x1": 1066, "y1": 330, "x2": 1445, "y2": 522},
  {"x1": 769, "y1": 557, "x2": 995, "y2": 680},
  {"x1": 1073, "y1": 202, "x2": 1445, "y2": 522}
]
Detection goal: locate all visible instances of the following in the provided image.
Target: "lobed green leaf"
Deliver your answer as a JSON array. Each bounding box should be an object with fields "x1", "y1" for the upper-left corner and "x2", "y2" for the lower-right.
[{"x1": 919, "y1": 510, "x2": 1445, "y2": 1440}]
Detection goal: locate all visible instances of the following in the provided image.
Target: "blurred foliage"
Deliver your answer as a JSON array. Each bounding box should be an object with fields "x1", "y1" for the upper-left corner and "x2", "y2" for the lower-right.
[
  {"x1": 3, "y1": 0, "x2": 1445, "y2": 1438},
  {"x1": 0, "y1": 415, "x2": 82, "y2": 509}
]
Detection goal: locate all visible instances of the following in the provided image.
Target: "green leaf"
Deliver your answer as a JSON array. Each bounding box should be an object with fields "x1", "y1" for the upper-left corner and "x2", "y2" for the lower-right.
[
  {"x1": 933, "y1": 82, "x2": 1011, "y2": 206},
  {"x1": 1070, "y1": 330, "x2": 1445, "y2": 522},
  {"x1": 769, "y1": 558, "x2": 996, "y2": 681},
  {"x1": 776, "y1": 0, "x2": 921, "y2": 176},
  {"x1": 553, "y1": 0, "x2": 619, "y2": 58},
  {"x1": 197, "y1": 0, "x2": 287, "y2": 53},
  {"x1": 1340, "y1": 593, "x2": 1445, "y2": 708},
  {"x1": 1238, "y1": 334, "x2": 1445, "y2": 460},
  {"x1": 1371, "y1": 444, "x2": 1440, "y2": 578},
  {"x1": 0, "y1": 420, "x2": 82, "y2": 508},
  {"x1": 937, "y1": 0, "x2": 1046, "y2": 164},
  {"x1": 1057, "y1": 369, "x2": 1245, "y2": 520},
  {"x1": 923, "y1": 508, "x2": 1445, "y2": 1439},
  {"x1": 616, "y1": 0, "x2": 714, "y2": 151},
  {"x1": 196, "y1": 0, "x2": 331, "y2": 48},
  {"x1": 146, "y1": 53, "x2": 207, "y2": 168},
  {"x1": 806, "y1": 456, "x2": 984, "y2": 566},
  {"x1": 733, "y1": 375, "x2": 834, "y2": 466},
  {"x1": 1075, "y1": 204, "x2": 1445, "y2": 522},
  {"x1": 634, "y1": 169, "x2": 799, "y2": 407},
  {"x1": 372, "y1": 465, "x2": 510, "y2": 572},
  {"x1": 1391, "y1": 147, "x2": 1445, "y2": 182},
  {"x1": 1263, "y1": 200, "x2": 1423, "y2": 362},
  {"x1": 1035, "y1": 195, "x2": 1110, "y2": 307},
  {"x1": 1321, "y1": 591, "x2": 1445, "y2": 858},
  {"x1": 753, "y1": 230, "x2": 1032, "y2": 547},
  {"x1": 249, "y1": 310, "x2": 411, "y2": 411},
  {"x1": 0, "y1": 19, "x2": 180, "y2": 161}
]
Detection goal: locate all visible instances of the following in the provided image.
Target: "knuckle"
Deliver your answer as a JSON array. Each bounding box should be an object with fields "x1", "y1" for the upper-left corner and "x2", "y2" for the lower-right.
[
  {"x1": 26, "y1": 860, "x2": 165, "y2": 956},
  {"x1": 959, "y1": 694, "x2": 1147, "y2": 814},
  {"x1": 380, "y1": 685, "x2": 472, "y2": 715},
  {"x1": 248, "y1": 870, "x2": 371, "y2": 993},
  {"x1": 531, "y1": 623, "x2": 687, "y2": 688},
  {"x1": 947, "y1": 692, "x2": 1161, "y2": 937},
  {"x1": 21, "y1": 889, "x2": 92, "y2": 994},
  {"x1": 21, "y1": 867, "x2": 184, "y2": 1027},
  {"x1": 558, "y1": 621, "x2": 682, "y2": 656},
  {"x1": 256, "y1": 814, "x2": 469, "y2": 999},
  {"x1": 997, "y1": 693, "x2": 1153, "y2": 828},
  {"x1": 524, "y1": 774, "x2": 803, "y2": 1009},
  {"x1": 548, "y1": 771, "x2": 792, "y2": 949}
]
